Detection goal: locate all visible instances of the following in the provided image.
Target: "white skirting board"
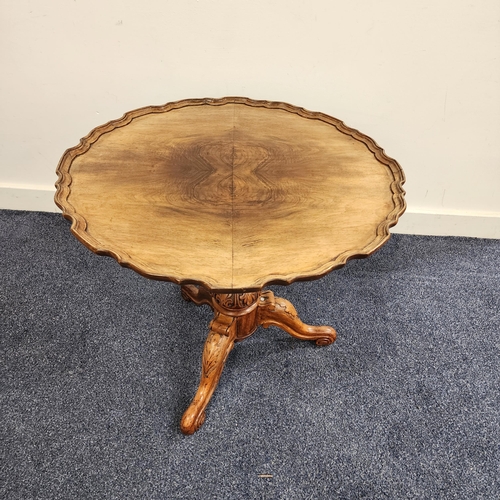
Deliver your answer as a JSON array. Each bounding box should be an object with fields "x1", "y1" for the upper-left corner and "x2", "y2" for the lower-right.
[
  {"x1": 392, "y1": 210, "x2": 500, "y2": 239},
  {"x1": 0, "y1": 185, "x2": 60, "y2": 213},
  {"x1": 1, "y1": 185, "x2": 499, "y2": 239}
]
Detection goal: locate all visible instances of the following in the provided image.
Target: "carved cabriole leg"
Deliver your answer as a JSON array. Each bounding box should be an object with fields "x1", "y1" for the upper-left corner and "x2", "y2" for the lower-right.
[
  {"x1": 180, "y1": 291, "x2": 261, "y2": 435},
  {"x1": 257, "y1": 291, "x2": 337, "y2": 346},
  {"x1": 180, "y1": 312, "x2": 237, "y2": 435}
]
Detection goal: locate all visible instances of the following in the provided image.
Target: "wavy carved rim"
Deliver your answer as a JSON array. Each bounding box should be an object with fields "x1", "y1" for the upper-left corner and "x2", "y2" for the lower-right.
[{"x1": 55, "y1": 96, "x2": 406, "y2": 292}]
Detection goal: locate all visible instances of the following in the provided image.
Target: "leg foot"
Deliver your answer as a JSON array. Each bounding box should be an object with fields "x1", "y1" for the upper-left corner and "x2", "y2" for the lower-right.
[
  {"x1": 258, "y1": 291, "x2": 336, "y2": 346},
  {"x1": 180, "y1": 313, "x2": 236, "y2": 434}
]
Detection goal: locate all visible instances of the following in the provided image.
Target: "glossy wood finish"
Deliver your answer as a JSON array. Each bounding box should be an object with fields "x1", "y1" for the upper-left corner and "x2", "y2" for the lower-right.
[
  {"x1": 55, "y1": 97, "x2": 406, "y2": 292},
  {"x1": 55, "y1": 97, "x2": 405, "y2": 434}
]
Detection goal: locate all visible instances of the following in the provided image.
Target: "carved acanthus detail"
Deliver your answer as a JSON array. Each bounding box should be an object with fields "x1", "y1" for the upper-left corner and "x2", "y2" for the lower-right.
[
  {"x1": 212, "y1": 292, "x2": 260, "y2": 316},
  {"x1": 203, "y1": 314, "x2": 235, "y2": 377}
]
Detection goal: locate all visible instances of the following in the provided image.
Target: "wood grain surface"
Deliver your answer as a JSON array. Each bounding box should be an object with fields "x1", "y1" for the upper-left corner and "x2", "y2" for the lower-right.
[{"x1": 55, "y1": 97, "x2": 406, "y2": 291}]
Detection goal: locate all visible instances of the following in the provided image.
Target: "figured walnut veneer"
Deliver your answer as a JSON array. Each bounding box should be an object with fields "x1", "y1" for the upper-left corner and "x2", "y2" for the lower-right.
[
  {"x1": 55, "y1": 97, "x2": 405, "y2": 292},
  {"x1": 55, "y1": 97, "x2": 406, "y2": 434}
]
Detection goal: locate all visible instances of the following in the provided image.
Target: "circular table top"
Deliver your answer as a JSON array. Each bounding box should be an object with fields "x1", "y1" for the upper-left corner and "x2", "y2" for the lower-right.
[{"x1": 55, "y1": 97, "x2": 406, "y2": 292}]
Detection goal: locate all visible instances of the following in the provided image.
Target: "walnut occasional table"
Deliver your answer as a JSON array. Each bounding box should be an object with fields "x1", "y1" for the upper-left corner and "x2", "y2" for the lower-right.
[{"x1": 55, "y1": 97, "x2": 406, "y2": 434}]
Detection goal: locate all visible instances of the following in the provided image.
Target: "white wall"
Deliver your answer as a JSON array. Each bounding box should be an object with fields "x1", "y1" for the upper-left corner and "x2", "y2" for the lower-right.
[{"x1": 1, "y1": 0, "x2": 499, "y2": 237}]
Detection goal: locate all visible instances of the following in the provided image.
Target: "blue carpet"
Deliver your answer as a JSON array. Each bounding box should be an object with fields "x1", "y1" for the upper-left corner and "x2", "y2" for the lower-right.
[{"x1": 1, "y1": 210, "x2": 499, "y2": 499}]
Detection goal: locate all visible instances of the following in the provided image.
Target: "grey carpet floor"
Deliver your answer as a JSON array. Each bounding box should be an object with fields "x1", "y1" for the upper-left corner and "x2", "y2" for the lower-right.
[{"x1": 1, "y1": 210, "x2": 499, "y2": 499}]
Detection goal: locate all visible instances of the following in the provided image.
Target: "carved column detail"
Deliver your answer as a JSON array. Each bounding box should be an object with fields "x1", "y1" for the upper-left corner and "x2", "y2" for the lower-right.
[{"x1": 212, "y1": 292, "x2": 260, "y2": 316}]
